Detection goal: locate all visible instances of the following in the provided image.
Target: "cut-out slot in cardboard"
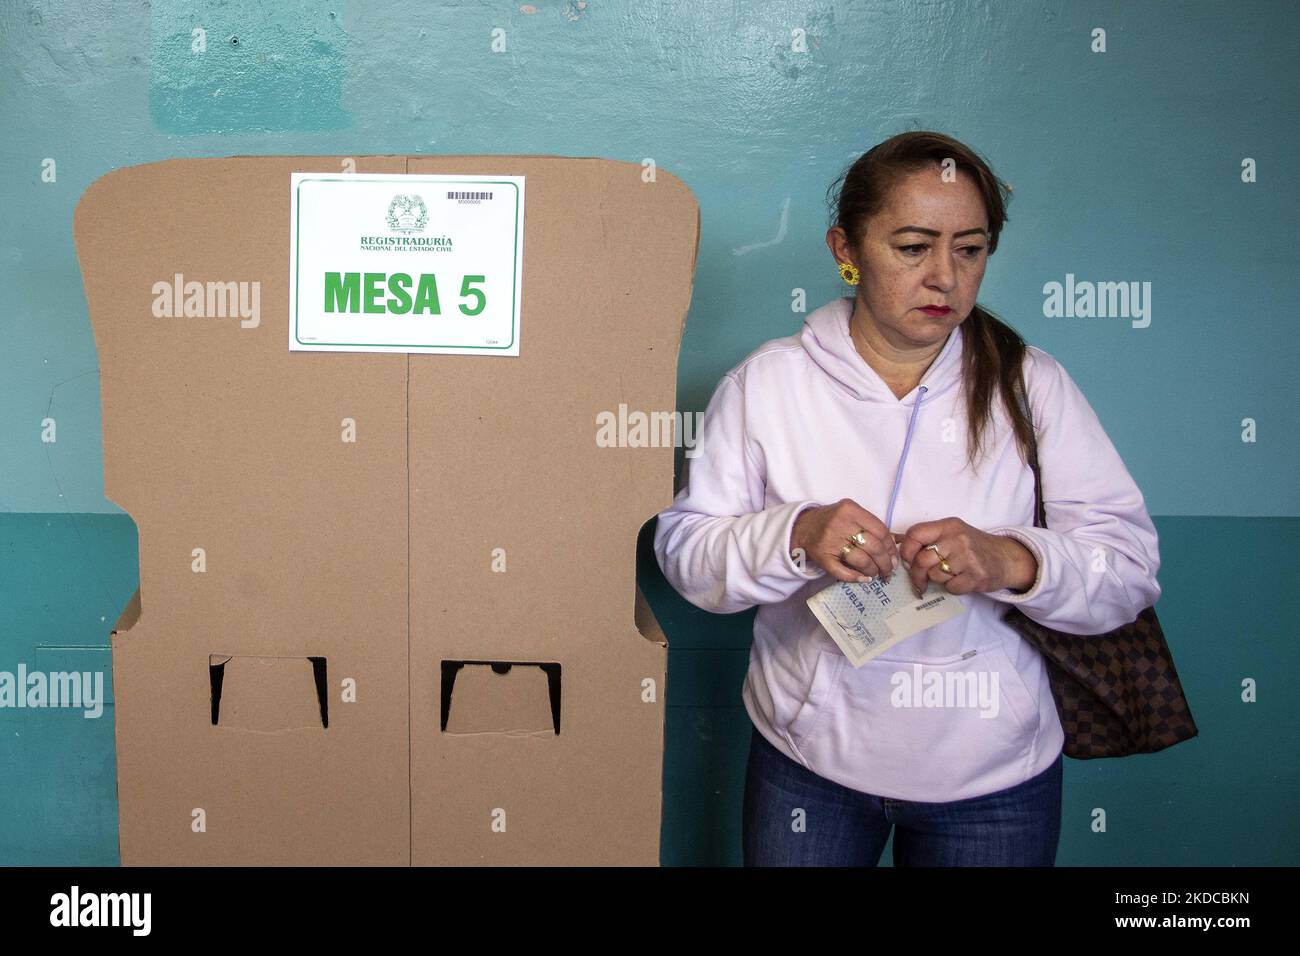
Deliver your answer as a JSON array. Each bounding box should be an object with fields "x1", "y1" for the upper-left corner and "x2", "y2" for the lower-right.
[
  {"x1": 209, "y1": 654, "x2": 329, "y2": 731},
  {"x1": 440, "y1": 660, "x2": 561, "y2": 735}
]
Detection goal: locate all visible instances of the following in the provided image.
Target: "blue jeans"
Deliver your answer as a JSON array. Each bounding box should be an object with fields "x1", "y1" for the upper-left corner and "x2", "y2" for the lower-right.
[{"x1": 742, "y1": 724, "x2": 1063, "y2": 866}]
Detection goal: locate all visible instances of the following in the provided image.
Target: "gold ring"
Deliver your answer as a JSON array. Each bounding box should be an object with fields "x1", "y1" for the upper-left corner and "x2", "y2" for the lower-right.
[
  {"x1": 850, "y1": 531, "x2": 868, "y2": 547},
  {"x1": 840, "y1": 544, "x2": 855, "y2": 560},
  {"x1": 925, "y1": 544, "x2": 953, "y2": 576}
]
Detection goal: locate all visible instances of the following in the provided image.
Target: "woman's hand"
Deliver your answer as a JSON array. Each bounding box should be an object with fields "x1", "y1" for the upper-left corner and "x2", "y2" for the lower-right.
[
  {"x1": 894, "y1": 517, "x2": 1038, "y2": 598},
  {"x1": 791, "y1": 499, "x2": 900, "y2": 584}
]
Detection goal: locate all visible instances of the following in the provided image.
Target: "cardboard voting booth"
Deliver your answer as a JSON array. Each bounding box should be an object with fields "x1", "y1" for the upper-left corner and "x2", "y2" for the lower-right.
[{"x1": 73, "y1": 155, "x2": 699, "y2": 865}]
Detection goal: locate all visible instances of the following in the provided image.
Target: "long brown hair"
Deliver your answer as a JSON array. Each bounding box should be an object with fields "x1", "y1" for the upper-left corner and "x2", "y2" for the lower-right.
[{"x1": 826, "y1": 131, "x2": 1033, "y2": 474}]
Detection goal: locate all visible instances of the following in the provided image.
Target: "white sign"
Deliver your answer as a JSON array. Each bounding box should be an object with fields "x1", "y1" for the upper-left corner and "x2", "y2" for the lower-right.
[{"x1": 288, "y1": 172, "x2": 524, "y2": 355}]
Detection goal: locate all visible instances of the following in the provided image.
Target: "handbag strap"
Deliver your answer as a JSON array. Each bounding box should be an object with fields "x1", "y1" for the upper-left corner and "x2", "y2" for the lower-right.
[{"x1": 1010, "y1": 370, "x2": 1048, "y2": 530}]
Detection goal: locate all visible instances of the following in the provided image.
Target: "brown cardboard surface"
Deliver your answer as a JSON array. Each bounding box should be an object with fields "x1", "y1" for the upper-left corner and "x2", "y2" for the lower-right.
[{"x1": 73, "y1": 155, "x2": 698, "y2": 865}]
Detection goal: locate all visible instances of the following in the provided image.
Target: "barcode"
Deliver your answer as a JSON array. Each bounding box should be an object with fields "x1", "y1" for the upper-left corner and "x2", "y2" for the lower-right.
[{"x1": 447, "y1": 191, "x2": 492, "y2": 200}]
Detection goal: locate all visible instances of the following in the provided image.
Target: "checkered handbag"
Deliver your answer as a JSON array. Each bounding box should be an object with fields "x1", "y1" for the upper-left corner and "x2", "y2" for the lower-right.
[{"x1": 1001, "y1": 375, "x2": 1199, "y2": 759}]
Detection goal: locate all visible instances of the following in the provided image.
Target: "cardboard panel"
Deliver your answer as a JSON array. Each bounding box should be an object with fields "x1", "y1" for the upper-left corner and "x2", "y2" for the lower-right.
[
  {"x1": 109, "y1": 619, "x2": 409, "y2": 865},
  {"x1": 76, "y1": 156, "x2": 411, "y2": 865},
  {"x1": 76, "y1": 154, "x2": 697, "y2": 866},
  {"x1": 406, "y1": 155, "x2": 695, "y2": 865}
]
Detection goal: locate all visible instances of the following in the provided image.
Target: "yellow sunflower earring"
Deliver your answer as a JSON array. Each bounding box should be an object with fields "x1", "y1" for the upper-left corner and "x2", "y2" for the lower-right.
[{"x1": 838, "y1": 261, "x2": 860, "y2": 285}]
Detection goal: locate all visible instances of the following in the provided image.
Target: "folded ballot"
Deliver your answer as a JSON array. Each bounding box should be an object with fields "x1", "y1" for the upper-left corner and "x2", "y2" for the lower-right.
[{"x1": 806, "y1": 572, "x2": 967, "y2": 668}]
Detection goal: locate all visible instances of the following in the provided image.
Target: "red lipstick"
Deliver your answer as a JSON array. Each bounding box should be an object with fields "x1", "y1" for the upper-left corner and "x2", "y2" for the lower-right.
[{"x1": 920, "y1": 305, "x2": 952, "y2": 317}]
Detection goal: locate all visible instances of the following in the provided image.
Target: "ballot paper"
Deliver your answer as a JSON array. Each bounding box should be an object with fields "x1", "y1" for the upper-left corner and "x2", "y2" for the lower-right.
[{"x1": 806, "y1": 572, "x2": 967, "y2": 668}]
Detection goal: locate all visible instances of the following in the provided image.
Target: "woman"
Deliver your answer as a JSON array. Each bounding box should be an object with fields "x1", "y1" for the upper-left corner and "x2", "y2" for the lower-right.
[{"x1": 653, "y1": 131, "x2": 1161, "y2": 866}]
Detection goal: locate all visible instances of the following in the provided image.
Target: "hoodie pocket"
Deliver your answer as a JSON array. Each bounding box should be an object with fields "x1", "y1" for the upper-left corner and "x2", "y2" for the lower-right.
[
  {"x1": 983, "y1": 642, "x2": 1040, "y2": 736},
  {"x1": 784, "y1": 649, "x2": 844, "y2": 753},
  {"x1": 792, "y1": 641, "x2": 1042, "y2": 799},
  {"x1": 866, "y1": 642, "x2": 1038, "y2": 737}
]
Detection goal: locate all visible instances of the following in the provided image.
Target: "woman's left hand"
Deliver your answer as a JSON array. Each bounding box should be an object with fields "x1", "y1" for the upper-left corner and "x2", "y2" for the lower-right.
[{"x1": 893, "y1": 517, "x2": 1037, "y2": 599}]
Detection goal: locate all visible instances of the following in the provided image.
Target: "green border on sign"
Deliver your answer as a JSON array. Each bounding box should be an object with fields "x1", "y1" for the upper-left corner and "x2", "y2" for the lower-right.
[{"x1": 293, "y1": 176, "x2": 521, "y2": 349}]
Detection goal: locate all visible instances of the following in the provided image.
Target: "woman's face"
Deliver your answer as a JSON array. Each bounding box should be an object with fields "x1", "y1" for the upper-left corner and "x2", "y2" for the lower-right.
[{"x1": 828, "y1": 165, "x2": 990, "y2": 352}]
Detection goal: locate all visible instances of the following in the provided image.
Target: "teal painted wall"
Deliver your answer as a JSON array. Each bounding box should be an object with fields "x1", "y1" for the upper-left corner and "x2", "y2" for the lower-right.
[{"x1": 1, "y1": 0, "x2": 1296, "y2": 865}]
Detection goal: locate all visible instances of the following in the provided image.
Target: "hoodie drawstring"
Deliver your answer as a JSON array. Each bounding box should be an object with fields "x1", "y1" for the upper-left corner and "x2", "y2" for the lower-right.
[{"x1": 884, "y1": 385, "x2": 927, "y2": 531}]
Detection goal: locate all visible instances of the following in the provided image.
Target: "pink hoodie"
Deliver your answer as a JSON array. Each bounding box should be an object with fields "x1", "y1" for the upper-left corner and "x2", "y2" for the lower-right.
[{"x1": 654, "y1": 295, "x2": 1161, "y2": 801}]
